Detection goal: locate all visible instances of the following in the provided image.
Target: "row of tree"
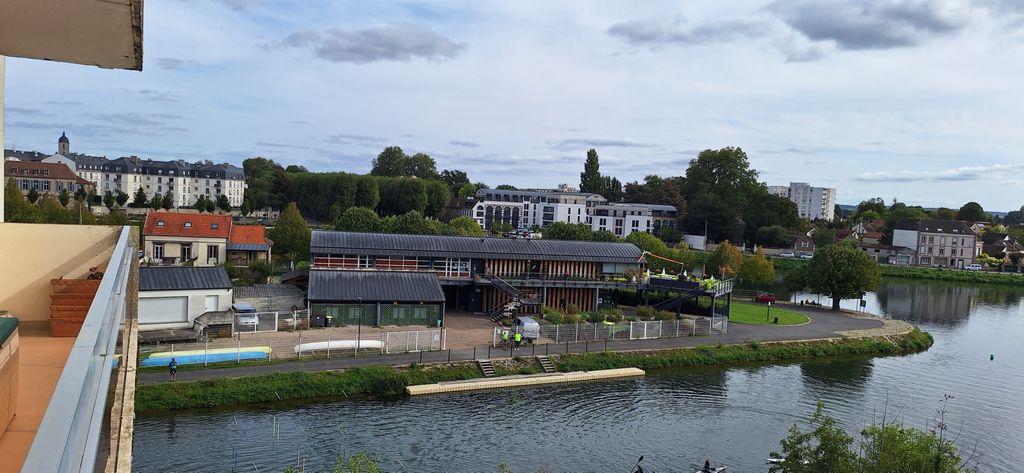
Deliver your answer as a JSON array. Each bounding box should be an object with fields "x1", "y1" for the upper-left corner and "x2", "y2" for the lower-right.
[
  {"x1": 4, "y1": 178, "x2": 129, "y2": 226},
  {"x1": 335, "y1": 207, "x2": 484, "y2": 237}
]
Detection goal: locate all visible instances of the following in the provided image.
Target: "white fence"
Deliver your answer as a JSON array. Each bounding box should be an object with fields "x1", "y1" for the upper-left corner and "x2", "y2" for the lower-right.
[
  {"x1": 384, "y1": 330, "x2": 444, "y2": 354},
  {"x1": 234, "y1": 309, "x2": 312, "y2": 334},
  {"x1": 491, "y1": 316, "x2": 727, "y2": 347}
]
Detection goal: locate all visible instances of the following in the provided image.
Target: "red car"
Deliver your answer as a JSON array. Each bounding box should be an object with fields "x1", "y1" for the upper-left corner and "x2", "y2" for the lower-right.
[{"x1": 755, "y1": 293, "x2": 776, "y2": 304}]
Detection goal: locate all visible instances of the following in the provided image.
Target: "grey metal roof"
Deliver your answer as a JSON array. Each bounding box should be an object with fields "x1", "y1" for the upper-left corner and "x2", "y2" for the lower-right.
[
  {"x1": 894, "y1": 219, "x2": 976, "y2": 235},
  {"x1": 311, "y1": 231, "x2": 644, "y2": 263},
  {"x1": 308, "y1": 270, "x2": 445, "y2": 302},
  {"x1": 139, "y1": 267, "x2": 233, "y2": 291},
  {"x1": 227, "y1": 243, "x2": 272, "y2": 251}
]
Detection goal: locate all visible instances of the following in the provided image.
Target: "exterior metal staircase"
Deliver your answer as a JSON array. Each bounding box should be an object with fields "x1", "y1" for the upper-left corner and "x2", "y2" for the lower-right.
[
  {"x1": 536, "y1": 355, "x2": 556, "y2": 373},
  {"x1": 477, "y1": 359, "x2": 497, "y2": 378},
  {"x1": 482, "y1": 273, "x2": 540, "y2": 322},
  {"x1": 652, "y1": 286, "x2": 706, "y2": 312}
]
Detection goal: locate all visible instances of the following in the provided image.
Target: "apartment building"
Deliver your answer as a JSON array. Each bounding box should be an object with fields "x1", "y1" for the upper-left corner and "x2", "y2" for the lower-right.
[
  {"x1": 768, "y1": 182, "x2": 837, "y2": 221},
  {"x1": 471, "y1": 188, "x2": 607, "y2": 230},
  {"x1": 3, "y1": 160, "x2": 94, "y2": 197},
  {"x1": 4, "y1": 132, "x2": 246, "y2": 208},
  {"x1": 892, "y1": 219, "x2": 981, "y2": 268},
  {"x1": 587, "y1": 202, "x2": 653, "y2": 237}
]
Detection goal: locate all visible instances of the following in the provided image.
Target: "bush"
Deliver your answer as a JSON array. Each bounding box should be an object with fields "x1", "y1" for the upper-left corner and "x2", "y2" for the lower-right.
[
  {"x1": 221, "y1": 262, "x2": 239, "y2": 280},
  {"x1": 544, "y1": 312, "x2": 564, "y2": 324},
  {"x1": 635, "y1": 305, "x2": 656, "y2": 320},
  {"x1": 599, "y1": 307, "x2": 624, "y2": 322},
  {"x1": 654, "y1": 310, "x2": 677, "y2": 321},
  {"x1": 566, "y1": 303, "x2": 581, "y2": 315},
  {"x1": 584, "y1": 311, "x2": 604, "y2": 323},
  {"x1": 244, "y1": 259, "x2": 273, "y2": 285},
  {"x1": 563, "y1": 313, "x2": 583, "y2": 324}
]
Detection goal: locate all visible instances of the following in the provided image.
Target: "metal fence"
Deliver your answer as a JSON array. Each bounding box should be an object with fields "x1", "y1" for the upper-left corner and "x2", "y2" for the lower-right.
[
  {"x1": 491, "y1": 316, "x2": 728, "y2": 347},
  {"x1": 384, "y1": 329, "x2": 444, "y2": 353}
]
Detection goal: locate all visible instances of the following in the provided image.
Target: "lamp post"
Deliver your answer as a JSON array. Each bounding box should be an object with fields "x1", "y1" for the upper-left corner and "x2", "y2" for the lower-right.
[
  {"x1": 356, "y1": 296, "x2": 363, "y2": 355},
  {"x1": 766, "y1": 301, "x2": 772, "y2": 323}
]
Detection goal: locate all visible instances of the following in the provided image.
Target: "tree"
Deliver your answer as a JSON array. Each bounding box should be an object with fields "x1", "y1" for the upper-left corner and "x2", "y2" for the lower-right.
[
  {"x1": 457, "y1": 183, "x2": 478, "y2": 199},
  {"x1": 162, "y1": 190, "x2": 174, "y2": 210},
  {"x1": 439, "y1": 169, "x2": 471, "y2": 196},
  {"x1": 27, "y1": 188, "x2": 40, "y2": 204},
  {"x1": 58, "y1": 188, "x2": 70, "y2": 207},
  {"x1": 933, "y1": 207, "x2": 958, "y2": 220},
  {"x1": 682, "y1": 191, "x2": 742, "y2": 243},
  {"x1": 579, "y1": 148, "x2": 605, "y2": 194},
  {"x1": 957, "y1": 202, "x2": 987, "y2": 222},
  {"x1": 447, "y1": 216, "x2": 485, "y2": 236},
  {"x1": 705, "y1": 240, "x2": 744, "y2": 278},
  {"x1": 392, "y1": 211, "x2": 438, "y2": 235},
  {"x1": 756, "y1": 225, "x2": 788, "y2": 247},
  {"x1": 5, "y1": 178, "x2": 38, "y2": 223},
  {"x1": 601, "y1": 176, "x2": 623, "y2": 202},
  {"x1": 379, "y1": 178, "x2": 427, "y2": 215},
  {"x1": 371, "y1": 146, "x2": 406, "y2": 177},
  {"x1": 103, "y1": 191, "x2": 116, "y2": 210},
  {"x1": 193, "y1": 195, "x2": 209, "y2": 212},
  {"x1": 74, "y1": 186, "x2": 88, "y2": 204},
  {"x1": 591, "y1": 230, "x2": 618, "y2": 242},
  {"x1": 803, "y1": 243, "x2": 881, "y2": 311},
  {"x1": 240, "y1": 199, "x2": 253, "y2": 216},
  {"x1": 102, "y1": 210, "x2": 130, "y2": 226},
  {"x1": 37, "y1": 195, "x2": 72, "y2": 224},
  {"x1": 423, "y1": 180, "x2": 451, "y2": 218},
  {"x1": 855, "y1": 198, "x2": 887, "y2": 219},
  {"x1": 284, "y1": 164, "x2": 308, "y2": 173},
  {"x1": 336, "y1": 207, "x2": 381, "y2": 233},
  {"x1": 131, "y1": 187, "x2": 148, "y2": 208},
  {"x1": 542, "y1": 222, "x2": 594, "y2": 241},
  {"x1": 204, "y1": 195, "x2": 216, "y2": 213},
  {"x1": 354, "y1": 177, "x2": 380, "y2": 209},
  {"x1": 626, "y1": 232, "x2": 694, "y2": 273},
  {"x1": 741, "y1": 247, "x2": 775, "y2": 288},
  {"x1": 115, "y1": 191, "x2": 129, "y2": 208},
  {"x1": 216, "y1": 194, "x2": 232, "y2": 213},
  {"x1": 623, "y1": 175, "x2": 686, "y2": 213},
  {"x1": 812, "y1": 228, "x2": 836, "y2": 248},
  {"x1": 684, "y1": 147, "x2": 762, "y2": 213},
  {"x1": 405, "y1": 152, "x2": 438, "y2": 179},
  {"x1": 1002, "y1": 210, "x2": 1022, "y2": 226},
  {"x1": 268, "y1": 203, "x2": 311, "y2": 261},
  {"x1": 495, "y1": 184, "x2": 517, "y2": 190},
  {"x1": 149, "y1": 193, "x2": 164, "y2": 210}
]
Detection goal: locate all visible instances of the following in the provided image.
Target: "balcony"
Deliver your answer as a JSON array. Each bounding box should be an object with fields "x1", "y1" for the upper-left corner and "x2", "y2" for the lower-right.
[{"x1": 0, "y1": 224, "x2": 138, "y2": 473}]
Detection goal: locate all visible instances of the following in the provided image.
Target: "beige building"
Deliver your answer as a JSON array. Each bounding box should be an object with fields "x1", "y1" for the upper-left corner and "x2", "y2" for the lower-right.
[
  {"x1": 892, "y1": 219, "x2": 982, "y2": 268},
  {"x1": 143, "y1": 211, "x2": 232, "y2": 266}
]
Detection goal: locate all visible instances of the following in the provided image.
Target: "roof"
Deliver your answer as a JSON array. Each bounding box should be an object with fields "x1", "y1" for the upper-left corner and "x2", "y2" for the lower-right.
[
  {"x1": 981, "y1": 233, "x2": 1008, "y2": 244},
  {"x1": 139, "y1": 267, "x2": 233, "y2": 291},
  {"x1": 308, "y1": 270, "x2": 445, "y2": 302},
  {"x1": 311, "y1": 230, "x2": 644, "y2": 263},
  {"x1": 3, "y1": 160, "x2": 92, "y2": 186},
  {"x1": 863, "y1": 231, "x2": 884, "y2": 239},
  {"x1": 144, "y1": 211, "x2": 232, "y2": 239},
  {"x1": 228, "y1": 225, "x2": 272, "y2": 251},
  {"x1": 894, "y1": 219, "x2": 976, "y2": 236}
]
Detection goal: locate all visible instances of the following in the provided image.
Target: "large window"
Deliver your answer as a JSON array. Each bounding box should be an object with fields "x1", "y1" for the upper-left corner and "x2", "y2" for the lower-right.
[
  {"x1": 181, "y1": 244, "x2": 192, "y2": 262},
  {"x1": 153, "y1": 243, "x2": 164, "y2": 260},
  {"x1": 207, "y1": 245, "x2": 219, "y2": 262}
]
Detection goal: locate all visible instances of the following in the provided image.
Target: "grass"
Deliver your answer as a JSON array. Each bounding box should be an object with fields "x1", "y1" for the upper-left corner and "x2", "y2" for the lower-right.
[
  {"x1": 135, "y1": 330, "x2": 933, "y2": 413},
  {"x1": 728, "y1": 301, "x2": 809, "y2": 325},
  {"x1": 878, "y1": 265, "x2": 1024, "y2": 285}
]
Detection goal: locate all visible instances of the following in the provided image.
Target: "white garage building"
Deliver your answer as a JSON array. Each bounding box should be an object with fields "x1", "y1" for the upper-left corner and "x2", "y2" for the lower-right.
[{"x1": 139, "y1": 267, "x2": 233, "y2": 331}]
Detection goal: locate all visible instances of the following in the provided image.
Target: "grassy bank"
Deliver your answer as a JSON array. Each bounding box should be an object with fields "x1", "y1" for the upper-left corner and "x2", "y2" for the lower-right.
[
  {"x1": 878, "y1": 265, "x2": 1024, "y2": 284},
  {"x1": 728, "y1": 301, "x2": 809, "y2": 325},
  {"x1": 136, "y1": 330, "x2": 932, "y2": 413}
]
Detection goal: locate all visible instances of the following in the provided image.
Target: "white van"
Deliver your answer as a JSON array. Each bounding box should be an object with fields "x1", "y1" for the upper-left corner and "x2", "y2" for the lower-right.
[
  {"x1": 515, "y1": 316, "x2": 541, "y2": 342},
  {"x1": 964, "y1": 264, "x2": 983, "y2": 271}
]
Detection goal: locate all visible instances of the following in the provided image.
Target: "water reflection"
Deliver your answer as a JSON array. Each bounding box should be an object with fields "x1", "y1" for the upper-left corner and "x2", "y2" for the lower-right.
[
  {"x1": 875, "y1": 281, "x2": 974, "y2": 325},
  {"x1": 800, "y1": 357, "x2": 873, "y2": 398}
]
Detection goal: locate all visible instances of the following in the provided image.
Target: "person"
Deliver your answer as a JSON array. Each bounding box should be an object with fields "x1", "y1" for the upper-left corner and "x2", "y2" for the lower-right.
[
  {"x1": 500, "y1": 329, "x2": 510, "y2": 348},
  {"x1": 168, "y1": 357, "x2": 178, "y2": 381},
  {"x1": 702, "y1": 459, "x2": 712, "y2": 473},
  {"x1": 513, "y1": 331, "x2": 523, "y2": 351}
]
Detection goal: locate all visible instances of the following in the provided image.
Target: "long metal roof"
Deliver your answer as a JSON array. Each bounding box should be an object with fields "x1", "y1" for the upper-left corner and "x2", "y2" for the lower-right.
[
  {"x1": 311, "y1": 231, "x2": 644, "y2": 263},
  {"x1": 308, "y1": 270, "x2": 445, "y2": 303},
  {"x1": 139, "y1": 267, "x2": 233, "y2": 291}
]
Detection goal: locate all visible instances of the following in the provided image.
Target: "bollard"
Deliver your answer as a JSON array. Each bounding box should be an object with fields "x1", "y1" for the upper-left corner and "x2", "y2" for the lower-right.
[
  {"x1": 605, "y1": 339, "x2": 608, "y2": 352},
  {"x1": 565, "y1": 342, "x2": 569, "y2": 355},
  {"x1": 532, "y1": 343, "x2": 536, "y2": 356},
  {"x1": 327, "y1": 335, "x2": 331, "y2": 359},
  {"x1": 448, "y1": 348, "x2": 451, "y2": 362},
  {"x1": 419, "y1": 350, "x2": 424, "y2": 364},
  {"x1": 585, "y1": 340, "x2": 589, "y2": 353},
  {"x1": 546, "y1": 343, "x2": 549, "y2": 355},
  {"x1": 473, "y1": 346, "x2": 477, "y2": 360}
]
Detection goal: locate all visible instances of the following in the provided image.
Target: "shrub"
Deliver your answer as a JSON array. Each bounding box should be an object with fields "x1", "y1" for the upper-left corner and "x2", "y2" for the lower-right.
[
  {"x1": 566, "y1": 304, "x2": 582, "y2": 315},
  {"x1": 584, "y1": 311, "x2": 604, "y2": 323},
  {"x1": 654, "y1": 310, "x2": 677, "y2": 321},
  {"x1": 563, "y1": 313, "x2": 583, "y2": 324},
  {"x1": 599, "y1": 307, "x2": 624, "y2": 322},
  {"x1": 544, "y1": 312, "x2": 564, "y2": 324},
  {"x1": 635, "y1": 305, "x2": 656, "y2": 319}
]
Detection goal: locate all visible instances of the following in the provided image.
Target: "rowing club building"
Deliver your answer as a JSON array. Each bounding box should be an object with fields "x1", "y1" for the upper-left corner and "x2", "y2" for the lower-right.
[{"x1": 307, "y1": 230, "x2": 649, "y2": 326}]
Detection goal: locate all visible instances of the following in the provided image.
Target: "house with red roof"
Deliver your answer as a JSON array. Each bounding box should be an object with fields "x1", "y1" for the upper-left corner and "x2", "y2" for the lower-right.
[
  {"x1": 227, "y1": 225, "x2": 273, "y2": 267},
  {"x1": 143, "y1": 211, "x2": 232, "y2": 266}
]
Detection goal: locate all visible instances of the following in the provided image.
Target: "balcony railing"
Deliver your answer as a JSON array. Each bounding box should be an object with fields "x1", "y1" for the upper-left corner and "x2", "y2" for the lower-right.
[{"x1": 21, "y1": 226, "x2": 134, "y2": 473}]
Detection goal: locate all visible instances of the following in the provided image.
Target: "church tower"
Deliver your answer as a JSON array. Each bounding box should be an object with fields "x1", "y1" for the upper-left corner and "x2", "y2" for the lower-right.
[{"x1": 57, "y1": 131, "x2": 70, "y2": 155}]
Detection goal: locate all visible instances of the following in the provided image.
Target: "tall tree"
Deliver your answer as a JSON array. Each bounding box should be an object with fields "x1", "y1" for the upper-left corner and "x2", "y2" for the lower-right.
[
  {"x1": 58, "y1": 188, "x2": 70, "y2": 207},
  {"x1": 423, "y1": 180, "x2": 452, "y2": 218},
  {"x1": 957, "y1": 201, "x2": 987, "y2": 222},
  {"x1": 684, "y1": 147, "x2": 762, "y2": 212},
  {"x1": 740, "y1": 247, "x2": 775, "y2": 288},
  {"x1": 933, "y1": 207, "x2": 957, "y2": 220},
  {"x1": 602, "y1": 176, "x2": 623, "y2": 202},
  {"x1": 216, "y1": 194, "x2": 232, "y2": 213},
  {"x1": 240, "y1": 199, "x2": 253, "y2": 216},
  {"x1": 162, "y1": 190, "x2": 174, "y2": 210},
  {"x1": 336, "y1": 207, "x2": 381, "y2": 233},
  {"x1": 193, "y1": 195, "x2": 209, "y2": 212},
  {"x1": 405, "y1": 152, "x2": 439, "y2": 179},
  {"x1": 705, "y1": 240, "x2": 744, "y2": 278},
  {"x1": 103, "y1": 191, "x2": 116, "y2": 210},
  {"x1": 579, "y1": 148, "x2": 605, "y2": 194},
  {"x1": 457, "y1": 183, "x2": 478, "y2": 199},
  {"x1": 115, "y1": 191, "x2": 129, "y2": 208},
  {"x1": 5, "y1": 178, "x2": 38, "y2": 223},
  {"x1": 439, "y1": 169, "x2": 471, "y2": 196},
  {"x1": 268, "y1": 203, "x2": 311, "y2": 261},
  {"x1": 149, "y1": 193, "x2": 164, "y2": 210},
  {"x1": 371, "y1": 146, "x2": 407, "y2": 177},
  {"x1": 803, "y1": 243, "x2": 881, "y2": 311},
  {"x1": 495, "y1": 184, "x2": 517, "y2": 190},
  {"x1": 131, "y1": 187, "x2": 148, "y2": 208},
  {"x1": 27, "y1": 188, "x2": 40, "y2": 204},
  {"x1": 354, "y1": 177, "x2": 380, "y2": 209}
]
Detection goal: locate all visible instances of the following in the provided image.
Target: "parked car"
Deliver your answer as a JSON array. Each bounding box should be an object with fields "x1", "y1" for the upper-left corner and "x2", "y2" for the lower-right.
[
  {"x1": 964, "y1": 263, "x2": 983, "y2": 271},
  {"x1": 755, "y1": 293, "x2": 777, "y2": 304},
  {"x1": 779, "y1": 252, "x2": 796, "y2": 258},
  {"x1": 233, "y1": 303, "x2": 259, "y2": 327},
  {"x1": 799, "y1": 254, "x2": 814, "y2": 259}
]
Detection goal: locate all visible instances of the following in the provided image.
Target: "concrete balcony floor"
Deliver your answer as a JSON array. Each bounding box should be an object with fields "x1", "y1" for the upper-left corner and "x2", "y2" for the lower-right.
[{"x1": 0, "y1": 322, "x2": 74, "y2": 473}]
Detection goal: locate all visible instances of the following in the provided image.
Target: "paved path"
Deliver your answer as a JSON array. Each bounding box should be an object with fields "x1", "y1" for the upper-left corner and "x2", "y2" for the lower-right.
[{"x1": 137, "y1": 307, "x2": 885, "y2": 385}]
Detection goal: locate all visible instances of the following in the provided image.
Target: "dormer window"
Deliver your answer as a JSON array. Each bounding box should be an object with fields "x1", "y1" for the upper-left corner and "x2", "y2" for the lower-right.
[
  {"x1": 211, "y1": 223, "x2": 219, "y2": 229},
  {"x1": 184, "y1": 222, "x2": 192, "y2": 228},
  {"x1": 156, "y1": 220, "x2": 165, "y2": 227}
]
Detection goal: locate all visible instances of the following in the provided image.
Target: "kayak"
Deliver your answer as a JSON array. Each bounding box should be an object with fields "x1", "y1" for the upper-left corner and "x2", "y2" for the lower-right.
[
  {"x1": 694, "y1": 468, "x2": 726, "y2": 473},
  {"x1": 293, "y1": 339, "x2": 384, "y2": 353}
]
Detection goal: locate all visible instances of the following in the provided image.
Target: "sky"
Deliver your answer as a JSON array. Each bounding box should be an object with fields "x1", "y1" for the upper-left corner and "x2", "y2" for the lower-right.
[{"x1": 4, "y1": 0, "x2": 1024, "y2": 211}]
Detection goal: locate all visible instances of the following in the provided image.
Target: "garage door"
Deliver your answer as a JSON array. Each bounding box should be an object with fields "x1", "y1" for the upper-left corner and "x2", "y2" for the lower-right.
[{"x1": 139, "y1": 296, "x2": 188, "y2": 325}]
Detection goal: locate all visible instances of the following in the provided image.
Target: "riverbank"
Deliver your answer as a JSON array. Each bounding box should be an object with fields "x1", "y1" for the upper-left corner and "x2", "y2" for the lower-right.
[
  {"x1": 135, "y1": 328, "x2": 932, "y2": 412},
  {"x1": 772, "y1": 257, "x2": 1024, "y2": 285}
]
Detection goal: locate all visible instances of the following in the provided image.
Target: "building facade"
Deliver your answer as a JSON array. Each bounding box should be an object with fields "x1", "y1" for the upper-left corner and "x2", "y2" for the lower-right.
[
  {"x1": 472, "y1": 188, "x2": 607, "y2": 230},
  {"x1": 768, "y1": 182, "x2": 837, "y2": 221},
  {"x1": 892, "y1": 219, "x2": 981, "y2": 268},
  {"x1": 138, "y1": 267, "x2": 233, "y2": 331},
  {"x1": 586, "y1": 202, "x2": 653, "y2": 237},
  {"x1": 4, "y1": 133, "x2": 245, "y2": 208},
  {"x1": 3, "y1": 160, "x2": 94, "y2": 197}
]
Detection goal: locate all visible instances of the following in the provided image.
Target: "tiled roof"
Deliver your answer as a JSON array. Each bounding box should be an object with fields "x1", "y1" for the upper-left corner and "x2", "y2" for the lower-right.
[
  {"x1": 229, "y1": 225, "x2": 269, "y2": 245},
  {"x1": 308, "y1": 270, "x2": 445, "y2": 302},
  {"x1": 894, "y1": 219, "x2": 975, "y2": 235},
  {"x1": 144, "y1": 211, "x2": 232, "y2": 239},
  {"x1": 139, "y1": 267, "x2": 233, "y2": 291},
  {"x1": 311, "y1": 230, "x2": 644, "y2": 263},
  {"x1": 3, "y1": 160, "x2": 92, "y2": 186}
]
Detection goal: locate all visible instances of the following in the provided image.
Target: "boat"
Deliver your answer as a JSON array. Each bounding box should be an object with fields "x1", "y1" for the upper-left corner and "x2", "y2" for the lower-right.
[
  {"x1": 767, "y1": 457, "x2": 809, "y2": 465},
  {"x1": 147, "y1": 346, "x2": 272, "y2": 359},
  {"x1": 293, "y1": 340, "x2": 384, "y2": 353},
  {"x1": 694, "y1": 468, "x2": 726, "y2": 473},
  {"x1": 140, "y1": 351, "x2": 267, "y2": 366}
]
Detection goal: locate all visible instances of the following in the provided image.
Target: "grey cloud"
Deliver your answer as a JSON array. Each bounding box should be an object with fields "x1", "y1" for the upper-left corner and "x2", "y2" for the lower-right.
[
  {"x1": 328, "y1": 133, "x2": 388, "y2": 144},
  {"x1": 771, "y1": 0, "x2": 966, "y2": 50},
  {"x1": 91, "y1": 112, "x2": 184, "y2": 127},
  {"x1": 854, "y1": 163, "x2": 1024, "y2": 182},
  {"x1": 449, "y1": 140, "x2": 480, "y2": 148},
  {"x1": 608, "y1": 17, "x2": 774, "y2": 47},
  {"x1": 45, "y1": 100, "x2": 83, "y2": 106},
  {"x1": 135, "y1": 89, "x2": 179, "y2": 103},
  {"x1": 279, "y1": 25, "x2": 467, "y2": 64},
  {"x1": 4, "y1": 107, "x2": 51, "y2": 116},
  {"x1": 156, "y1": 57, "x2": 185, "y2": 70},
  {"x1": 218, "y1": 0, "x2": 264, "y2": 11},
  {"x1": 549, "y1": 138, "x2": 658, "y2": 150},
  {"x1": 7, "y1": 121, "x2": 182, "y2": 138}
]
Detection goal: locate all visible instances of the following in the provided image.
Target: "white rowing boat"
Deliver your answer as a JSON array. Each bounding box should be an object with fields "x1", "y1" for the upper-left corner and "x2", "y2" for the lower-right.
[
  {"x1": 694, "y1": 467, "x2": 726, "y2": 473},
  {"x1": 293, "y1": 340, "x2": 383, "y2": 353}
]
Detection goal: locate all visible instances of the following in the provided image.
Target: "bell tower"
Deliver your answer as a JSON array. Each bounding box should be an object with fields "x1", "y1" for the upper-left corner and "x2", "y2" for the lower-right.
[{"x1": 58, "y1": 131, "x2": 70, "y2": 155}]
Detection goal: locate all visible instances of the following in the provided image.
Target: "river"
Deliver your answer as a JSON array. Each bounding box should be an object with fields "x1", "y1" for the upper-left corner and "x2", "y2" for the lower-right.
[{"x1": 134, "y1": 278, "x2": 1024, "y2": 472}]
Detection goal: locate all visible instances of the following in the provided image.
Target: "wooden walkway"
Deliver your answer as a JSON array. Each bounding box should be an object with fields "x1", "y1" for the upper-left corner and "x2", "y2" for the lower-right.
[{"x1": 405, "y1": 368, "x2": 645, "y2": 395}]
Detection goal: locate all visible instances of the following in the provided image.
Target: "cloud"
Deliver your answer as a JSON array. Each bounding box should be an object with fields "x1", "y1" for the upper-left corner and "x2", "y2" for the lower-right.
[
  {"x1": 854, "y1": 163, "x2": 1024, "y2": 182},
  {"x1": 7, "y1": 121, "x2": 183, "y2": 138},
  {"x1": 91, "y1": 112, "x2": 184, "y2": 127},
  {"x1": 449, "y1": 140, "x2": 480, "y2": 148},
  {"x1": 44, "y1": 100, "x2": 83, "y2": 106},
  {"x1": 155, "y1": 57, "x2": 185, "y2": 70},
  {"x1": 548, "y1": 138, "x2": 658, "y2": 150},
  {"x1": 608, "y1": 17, "x2": 774, "y2": 47},
  {"x1": 4, "y1": 107, "x2": 51, "y2": 117},
  {"x1": 327, "y1": 133, "x2": 388, "y2": 144},
  {"x1": 770, "y1": 0, "x2": 967, "y2": 50},
  {"x1": 278, "y1": 25, "x2": 467, "y2": 63},
  {"x1": 217, "y1": 0, "x2": 264, "y2": 11},
  {"x1": 135, "y1": 89, "x2": 179, "y2": 103}
]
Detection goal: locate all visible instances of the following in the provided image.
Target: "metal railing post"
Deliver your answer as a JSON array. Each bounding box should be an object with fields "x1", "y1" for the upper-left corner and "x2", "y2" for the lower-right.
[{"x1": 327, "y1": 335, "x2": 331, "y2": 359}]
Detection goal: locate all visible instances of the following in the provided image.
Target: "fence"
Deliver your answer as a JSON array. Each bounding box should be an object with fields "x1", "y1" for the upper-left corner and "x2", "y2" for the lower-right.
[
  {"x1": 384, "y1": 330, "x2": 444, "y2": 354},
  {"x1": 491, "y1": 316, "x2": 727, "y2": 347}
]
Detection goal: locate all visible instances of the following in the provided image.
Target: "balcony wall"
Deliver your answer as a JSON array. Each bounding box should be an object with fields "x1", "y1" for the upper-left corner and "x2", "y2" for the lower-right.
[{"x1": 0, "y1": 223, "x2": 122, "y2": 322}]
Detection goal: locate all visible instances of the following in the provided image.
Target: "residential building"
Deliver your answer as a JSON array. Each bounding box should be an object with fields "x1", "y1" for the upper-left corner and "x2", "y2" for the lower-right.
[
  {"x1": 138, "y1": 267, "x2": 233, "y2": 331},
  {"x1": 4, "y1": 132, "x2": 246, "y2": 208},
  {"x1": 143, "y1": 211, "x2": 232, "y2": 266},
  {"x1": 472, "y1": 188, "x2": 606, "y2": 230},
  {"x1": 857, "y1": 242, "x2": 915, "y2": 265},
  {"x1": 3, "y1": 160, "x2": 94, "y2": 197},
  {"x1": 587, "y1": 202, "x2": 653, "y2": 237},
  {"x1": 793, "y1": 235, "x2": 815, "y2": 256},
  {"x1": 769, "y1": 182, "x2": 837, "y2": 221},
  {"x1": 981, "y1": 233, "x2": 1024, "y2": 259},
  {"x1": 227, "y1": 225, "x2": 273, "y2": 267},
  {"x1": 892, "y1": 219, "x2": 981, "y2": 268},
  {"x1": 643, "y1": 204, "x2": 679, "y2": 234}
]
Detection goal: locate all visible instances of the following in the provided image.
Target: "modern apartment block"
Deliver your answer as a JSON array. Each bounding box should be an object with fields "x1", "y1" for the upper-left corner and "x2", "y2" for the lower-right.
[
  {"x1": 4, "y1": 133, "x2": 246, "y2": 208},
  {"x1": 587, "y1": 202, "x2": 653, "y2": 237},
  {"x1": 892, "y1": 219, "x2": 982, "y2": 268},
  {"x1": 767, "y1": 182, "x2": 837, "y2": 221},
  {"x1": 471, "y1": 188, "x2": 607, "y2": 230}
]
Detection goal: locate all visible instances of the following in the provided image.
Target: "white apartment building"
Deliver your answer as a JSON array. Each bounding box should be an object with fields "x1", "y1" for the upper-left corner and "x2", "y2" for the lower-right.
[
  {"x1": 768, "y1": 182, "x2": 837, "y2": 221},
  {"x1": 892, "y1": 219, "x2": 981, "y2": 268},
  {"x1": 587, "y1": 203, "x2": 653, "y2": 237},
  {"x1": 4, "y1": 132, "x2": 246, "y2": 208},
  {"x1": 472, "y1": 188, "x2": 606, "y2": 230}
]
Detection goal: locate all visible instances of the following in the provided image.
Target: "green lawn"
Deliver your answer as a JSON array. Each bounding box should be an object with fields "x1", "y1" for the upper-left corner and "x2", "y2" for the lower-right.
[{"x1": 728, "y1": 301, "x2": 809, "y2": 325}]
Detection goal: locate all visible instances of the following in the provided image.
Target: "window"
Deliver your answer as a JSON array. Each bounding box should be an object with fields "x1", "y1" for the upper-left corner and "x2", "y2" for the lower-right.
[
  {"x1": 181, "y1": 244, "x2": 192, "y2": 262},
  {"x1": 211, "y1": 223, "x2": 219, "y2": 229},
  {"x1": 153, "y1": 243, "x2": 164, "y2": 259},
  {"x1": 184, "y1": 221, "x2": 192, "y2": 228},
  {"x1": 207, "y1": 245, "x2": 219, "y2": 262}
]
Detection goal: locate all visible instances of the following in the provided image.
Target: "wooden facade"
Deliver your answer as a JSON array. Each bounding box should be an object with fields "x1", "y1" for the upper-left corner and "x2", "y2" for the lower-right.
[
  {"x1": 486, "y1": 259, "x2": 601, "y2": 279},
  {"x1": 485, "y1": 286, "x2": 598, "y2": 313}
]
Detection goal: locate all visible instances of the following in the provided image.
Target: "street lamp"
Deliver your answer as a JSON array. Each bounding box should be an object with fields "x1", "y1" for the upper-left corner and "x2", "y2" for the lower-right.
[
  {"x1": 356, "y1": 296, "x2": 363, "y2": 355},
  {"x1": 766, "y1": 301, "x2": 772, "y2": 323}
]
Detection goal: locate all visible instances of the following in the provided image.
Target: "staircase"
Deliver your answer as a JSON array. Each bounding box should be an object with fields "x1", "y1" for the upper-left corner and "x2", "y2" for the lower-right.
[
  {"x1": 536, "y1": 355, "x2": 556, "y2": 373},
  {"x1": 482, "y1": 273, "x2": 540, "y2": 322},
  {"x1": 652, "y1": 286, "x2": 705, "y2": 312},
  {"x1": 477, "y1": 359, "x2": 497, "y2": 378},
  {"x1": 49, "y1": 279, "x2": 101, "y2": 337}
]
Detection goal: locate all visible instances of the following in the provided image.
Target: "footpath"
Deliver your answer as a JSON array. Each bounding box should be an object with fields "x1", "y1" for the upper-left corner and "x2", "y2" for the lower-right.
[{"x1": 137, "y1": 307, "x2": 907, "y2": 385}]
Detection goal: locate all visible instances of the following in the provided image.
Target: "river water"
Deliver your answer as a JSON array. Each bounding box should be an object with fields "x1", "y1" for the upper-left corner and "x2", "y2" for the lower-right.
[{"x1": 134, "y1": 279, "x2": 1024, "y2": 473}]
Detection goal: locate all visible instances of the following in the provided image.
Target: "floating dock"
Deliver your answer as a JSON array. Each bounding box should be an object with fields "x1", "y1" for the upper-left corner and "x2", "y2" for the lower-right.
[{"x1": 405, "y1": 367, "x2": 645, "y2": 395}]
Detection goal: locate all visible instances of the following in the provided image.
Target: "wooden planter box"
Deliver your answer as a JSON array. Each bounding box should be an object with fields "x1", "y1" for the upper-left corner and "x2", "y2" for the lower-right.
[{"x1": 49, "y1": 279, "x2": 101, "y2": 337}]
